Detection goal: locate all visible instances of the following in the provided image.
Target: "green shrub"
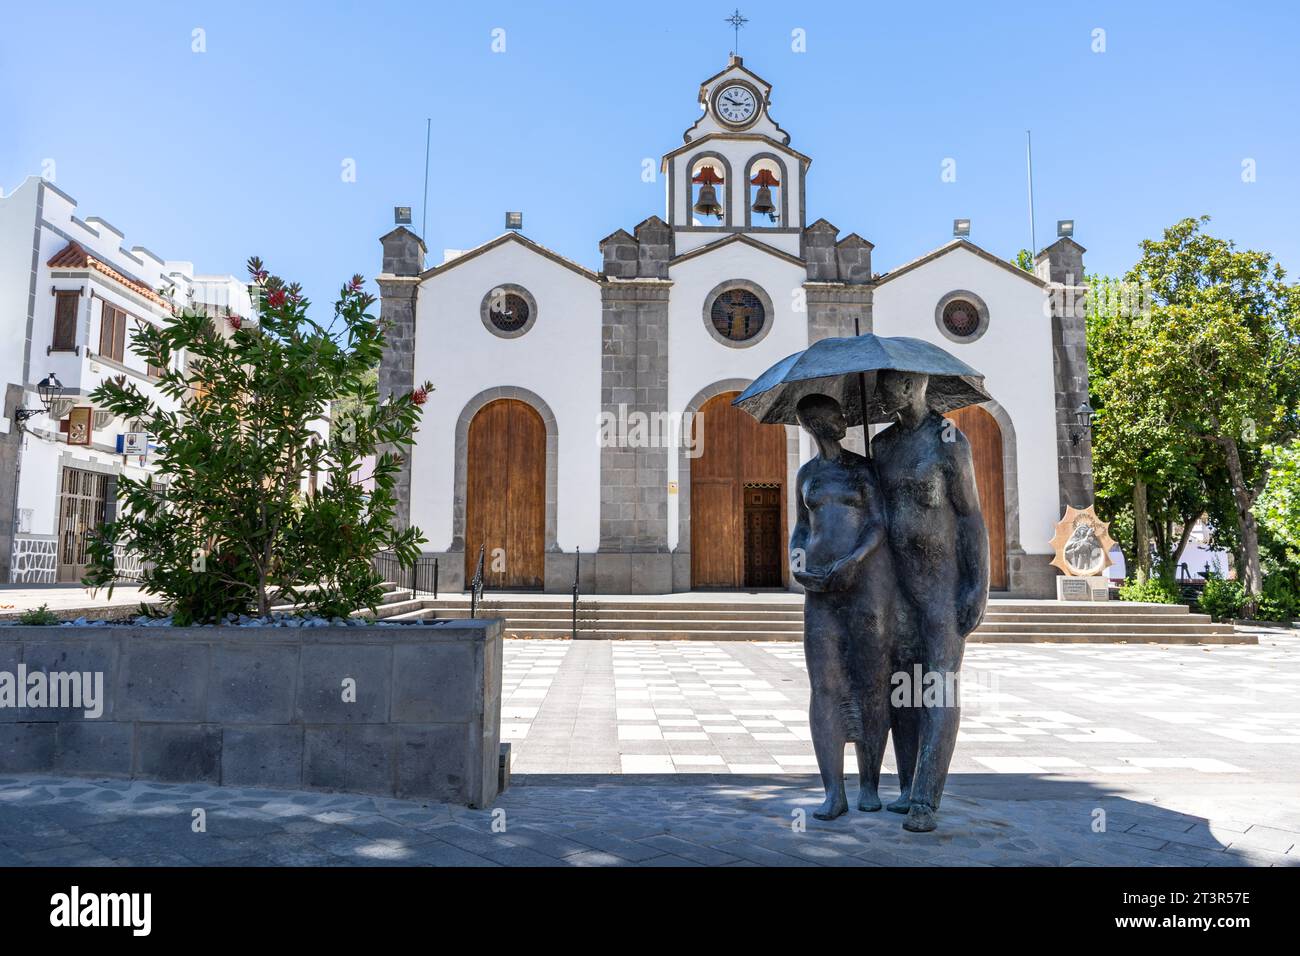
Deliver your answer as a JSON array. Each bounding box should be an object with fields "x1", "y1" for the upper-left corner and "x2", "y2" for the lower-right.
[
  {"x1": 83, "y1": 259, "x2": 429, "y2": 624},
  {"x1": 1197, "y1": 575, "x2": 1246, "y2": 621},
  {"x1": 17, "y1": 603, "x2": 60, "y2": 626},
  {"x1": 1118, "y1": 575, "x2": 1182, "y2": 604},
  {"x1": 1256, "y1": 572, "x2": 1299, "y2": 622}
]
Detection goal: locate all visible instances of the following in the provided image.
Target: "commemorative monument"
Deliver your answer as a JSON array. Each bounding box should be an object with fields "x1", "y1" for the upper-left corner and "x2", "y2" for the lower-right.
[{"x1": 735, "y1": 334, "x2": 992, "y2": 832}]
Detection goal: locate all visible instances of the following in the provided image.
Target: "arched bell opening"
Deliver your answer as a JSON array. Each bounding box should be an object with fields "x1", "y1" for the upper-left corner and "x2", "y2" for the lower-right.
[{"x1": 689, "y1": 154, "x2": 729, "y2": 226}]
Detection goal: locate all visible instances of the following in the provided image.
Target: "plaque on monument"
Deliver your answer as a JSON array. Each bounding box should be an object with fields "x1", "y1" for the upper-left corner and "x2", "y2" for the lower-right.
[{"x1": 1050, "y1": 505, "x2": 1116, "y2": 578}]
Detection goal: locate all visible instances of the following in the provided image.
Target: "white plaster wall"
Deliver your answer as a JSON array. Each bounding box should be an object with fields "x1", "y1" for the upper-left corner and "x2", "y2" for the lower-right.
[
  {"x1": 871, "y1": 245, "x2": 1060, "y2": 555},
  {"x1": 410, "y1": 240, "x2": 602, "y2": 552},
  {"x1": 665, "y1": 243, "x2": 808, "y2": 550}
]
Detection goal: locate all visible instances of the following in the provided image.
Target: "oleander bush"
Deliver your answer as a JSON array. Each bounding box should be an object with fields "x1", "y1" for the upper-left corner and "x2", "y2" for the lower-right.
[{"x1": 83, "y1": 258, "x2": 429, "y2": 625}]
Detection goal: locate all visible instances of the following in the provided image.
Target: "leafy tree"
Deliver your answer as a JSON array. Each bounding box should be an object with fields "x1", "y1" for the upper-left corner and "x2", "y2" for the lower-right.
[
  {"x1": 1087, "y1": 275, "x2": 1213, "y2": 579},
  {"x1": 1122, "y1": 217, "x2": 1300, "y2": 613},
  {"x1": 1257, "y1": 441, "x2": 1300, "y2": 552},
  {"x1": 84, "y1": 259, "x2": 430, "y2": 624}
]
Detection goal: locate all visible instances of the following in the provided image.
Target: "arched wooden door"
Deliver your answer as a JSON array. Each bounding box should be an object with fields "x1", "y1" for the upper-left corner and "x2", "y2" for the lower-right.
[
  {"x1": 691, "y1": 391, "x2": 787, "y2": 589},
  {"x1": 945, "y1": 405, "x2": 1007, "y2": 590},
  {"x1": 465, "y1": 399, "x2": 546, "y2": 590}
]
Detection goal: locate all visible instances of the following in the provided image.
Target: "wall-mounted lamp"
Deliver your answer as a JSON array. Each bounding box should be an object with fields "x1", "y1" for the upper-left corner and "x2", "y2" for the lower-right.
[
  {"x1": 1057, "y1": 219, "x2": 1075, "y2": 239},
  {"x1": 953, "y1": 219, "x2": 971, "y2": 239},
  {"x1": 505, "y1": 211, "x2": 523, "y2": 231},
  {"x1": 1070, "y1": 400, "x2": 1094, "y2": 446},
  {"x1": 13, "y1": 373, "x2": 63, "y2": 431},
  {"x1": 394, "y1": 206, "x2": 412, "y2": 225}
]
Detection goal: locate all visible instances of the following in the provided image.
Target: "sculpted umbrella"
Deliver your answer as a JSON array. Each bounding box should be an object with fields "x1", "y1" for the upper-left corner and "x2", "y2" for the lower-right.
[{"x1": 731, "y1": 333, "x2": 992, "y2": 451}]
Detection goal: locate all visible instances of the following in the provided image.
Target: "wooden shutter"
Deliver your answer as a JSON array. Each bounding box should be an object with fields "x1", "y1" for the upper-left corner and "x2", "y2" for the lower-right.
[
  {"x1": 99, "y1": 302, "x2": 115, "y2": 356},
  {"x1": 52, "y1": 292, "x2": 78, "y2": 350},
  {"x1": 111, "y1": 308, "x2": 126, "y2": 361},
  {"x1": 99, "y1": 302, "x2": 126, "y2": 361}
]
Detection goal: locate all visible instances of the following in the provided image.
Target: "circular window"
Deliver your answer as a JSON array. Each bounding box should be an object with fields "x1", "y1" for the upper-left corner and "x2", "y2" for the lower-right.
[
  {"x1": 942, "y1": 299, "x2": 980, "y2": 337},
  {"x1": 934, "y1": 290, "x2": 989, "y2": 343},
  {"x1": 479, "y1": 285, "x2": 538, "y2": 339},
  {"x1": 490, "y1": 293, "x2": 529, "y2": 332},
  {"x1": 710, "y1": 288, "x2": 766, "y2": 342}
]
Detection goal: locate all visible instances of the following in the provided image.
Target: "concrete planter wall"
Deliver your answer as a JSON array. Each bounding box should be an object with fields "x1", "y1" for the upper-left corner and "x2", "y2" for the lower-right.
[{"x1": 0, "y1": 620, "x2": 503, "y2": 808}]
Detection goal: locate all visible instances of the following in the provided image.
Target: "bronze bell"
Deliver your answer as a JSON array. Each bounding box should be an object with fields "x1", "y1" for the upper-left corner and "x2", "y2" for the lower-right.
[
  {"x1": 693, "y1": 183, "x2": 723, "y2": 219},
  {"x1": 751, "y1": 185, "x2": 777, "y2": 221}
]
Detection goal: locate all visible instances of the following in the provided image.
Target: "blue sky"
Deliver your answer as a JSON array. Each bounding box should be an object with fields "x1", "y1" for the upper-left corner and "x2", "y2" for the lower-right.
[{"x1": 3, "y1": 1, "x2": 1296, "y2": 310}]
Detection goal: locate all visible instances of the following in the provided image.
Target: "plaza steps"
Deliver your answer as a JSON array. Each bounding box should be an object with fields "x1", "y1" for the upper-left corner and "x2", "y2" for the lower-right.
[{"x1": 370, "y1": 592, "x2": 1254, "y2": 645}]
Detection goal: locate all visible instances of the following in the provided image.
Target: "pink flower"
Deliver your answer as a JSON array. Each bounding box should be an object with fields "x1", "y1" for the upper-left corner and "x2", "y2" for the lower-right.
[
  {"x1": 411, "y1": 387, "x2": 428, "y2": 406},
  {"x1": 266, "y1": 289, "x2": 287, "y2": 308},
  {"x1": 228, "y1": 315, "x2": 242, "y2": 330}
]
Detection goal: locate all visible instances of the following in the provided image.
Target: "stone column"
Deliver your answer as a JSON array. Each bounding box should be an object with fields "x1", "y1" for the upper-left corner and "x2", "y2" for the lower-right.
[
  {"x1": 1035, "y1": 237, "x2": 1093, "y2": 513},
  {"x1": 376, "y1": 227, "x2": 425, "y2": 532},
  {"x1": 596, "y1": 226, "x2": 673, "y2": 593}
]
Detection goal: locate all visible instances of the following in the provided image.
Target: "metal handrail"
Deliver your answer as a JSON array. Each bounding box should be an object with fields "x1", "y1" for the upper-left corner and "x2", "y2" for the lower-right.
[
  {"x1": 571, "y1": 546, "x2": 581, "y2": 640},
  {"x1": 469, "y1": 542, "x2": 486, "y2": 618}
]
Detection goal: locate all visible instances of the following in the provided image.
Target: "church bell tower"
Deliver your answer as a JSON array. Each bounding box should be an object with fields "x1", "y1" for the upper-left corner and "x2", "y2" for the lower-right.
[{"x1": 661, "y1": 55, "x2": 810, "y2": 258}]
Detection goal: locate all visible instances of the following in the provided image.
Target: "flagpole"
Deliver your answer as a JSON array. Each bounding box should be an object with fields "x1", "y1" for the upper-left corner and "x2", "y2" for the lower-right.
[
  {"x1": 1026, "y1": 130, "x2": 1036, "y2": 255},
  {"x1": 421, "y1": 118, "x2": 431, "y2": 242}
]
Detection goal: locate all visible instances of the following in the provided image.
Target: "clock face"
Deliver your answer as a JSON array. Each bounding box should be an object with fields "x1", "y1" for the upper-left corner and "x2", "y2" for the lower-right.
[{"x1": 715, "y1": 84, "x2": 758, "y2": 126}]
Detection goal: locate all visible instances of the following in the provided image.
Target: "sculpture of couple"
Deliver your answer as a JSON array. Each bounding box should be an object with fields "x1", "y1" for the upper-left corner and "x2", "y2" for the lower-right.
[{"x1": 790, "y1": 370, "x2": 989, "y2": 833}]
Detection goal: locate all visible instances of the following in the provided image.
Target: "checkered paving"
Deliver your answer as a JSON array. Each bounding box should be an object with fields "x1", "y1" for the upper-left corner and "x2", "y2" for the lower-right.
[
  {"x1": 503, "y1": 632, "x2": 1300, "y2": 781},
  {"x1": 501, "y1": 640, "x2": 571, "y2": 742}
]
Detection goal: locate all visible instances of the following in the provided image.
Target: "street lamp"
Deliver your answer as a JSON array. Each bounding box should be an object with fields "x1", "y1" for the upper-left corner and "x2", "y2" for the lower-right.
[
  {"x1": 1071, "y1": 400, "x2": 1094, "y2": 446},
  {"x1": 14, "y1": 373, "x2": 63, "y2": 430}
]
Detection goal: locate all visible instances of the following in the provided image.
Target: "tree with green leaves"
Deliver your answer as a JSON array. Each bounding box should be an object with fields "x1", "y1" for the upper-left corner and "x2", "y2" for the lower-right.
[
  {"x1": 1087, "y1": 274, "x2": 1217, "y2": 580},
  {"x1": 84, "y1": 259, "x2": 431, "y2": 624},
  {"x1": 1121, "y1": 218, "x2": 1300, "y2": 612}
]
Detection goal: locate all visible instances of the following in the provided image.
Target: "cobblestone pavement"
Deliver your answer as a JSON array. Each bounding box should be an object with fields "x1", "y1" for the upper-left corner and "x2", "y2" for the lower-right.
[
  {"x1": 1, "y1": 633, "x2": 1298, "y2": 867},
  {"x1": 0, "y1": 772, "x2": 1297, "y2": 867}
]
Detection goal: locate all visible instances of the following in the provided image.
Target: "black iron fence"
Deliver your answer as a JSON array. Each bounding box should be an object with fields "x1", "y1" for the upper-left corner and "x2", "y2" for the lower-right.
[{"x1": 373, "y1": 551, "x2": 439, "y2": 599}]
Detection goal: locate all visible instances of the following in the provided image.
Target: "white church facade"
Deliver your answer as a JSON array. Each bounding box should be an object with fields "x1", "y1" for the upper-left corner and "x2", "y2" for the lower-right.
[{"x1": 376, "y1": 56, "x2": 1093, "y2": 597}]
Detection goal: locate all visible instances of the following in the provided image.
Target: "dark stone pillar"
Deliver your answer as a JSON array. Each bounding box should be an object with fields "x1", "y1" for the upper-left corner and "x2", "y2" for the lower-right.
[
  {"x1": 596, "y1": 227, "x2": 672, "y2": 593},
  {"x1": 376, "y1": 226, "x2": 425, "y2": 532},
  {"x1": 1035, "y1": 237, "x2": 1093, "y2": 512}
]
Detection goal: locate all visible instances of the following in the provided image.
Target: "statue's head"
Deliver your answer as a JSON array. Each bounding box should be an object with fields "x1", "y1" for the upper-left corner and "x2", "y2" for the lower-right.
[
  {"x1": 877, "y1": 370, "x2": 930, "y2": 416},
  {"x1": 795, "y1": 393, "x2": 847, "y2": 442}
]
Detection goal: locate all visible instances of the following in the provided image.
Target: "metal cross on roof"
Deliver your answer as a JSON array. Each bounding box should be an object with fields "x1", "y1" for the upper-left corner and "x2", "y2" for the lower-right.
[{"x1": 725, "y1": 9, "x2": 748, "y2": 52}]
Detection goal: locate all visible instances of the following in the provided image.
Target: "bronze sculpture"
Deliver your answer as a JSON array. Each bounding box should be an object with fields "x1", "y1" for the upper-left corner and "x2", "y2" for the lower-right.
[
  {"x1": 872, "y1": 370, "x2": 989, "y2": 832},
  {"x1": 737, "y1": 334, "x2": 991, "y2": 832},
  {"x1": 790, "y1": 394, "x2": 897, "y2": 820}
]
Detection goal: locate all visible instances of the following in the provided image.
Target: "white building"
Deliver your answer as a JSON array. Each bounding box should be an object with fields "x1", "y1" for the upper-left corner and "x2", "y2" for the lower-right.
[
  {"x1": 377, "y1": 56, "x2": 1094, "y2": 597},
  {"x1": 0, "y1": 176, "x2": 251, "y2": 583}
]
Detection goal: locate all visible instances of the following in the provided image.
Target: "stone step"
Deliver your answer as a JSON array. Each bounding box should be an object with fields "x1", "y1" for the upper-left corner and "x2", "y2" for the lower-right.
[
  {"x1": 494, "y1": 626, "x2": 1253, "y2": 644},
  {"x1": 981, "y1": 612, "x2": 1212, "y2": 625},
  {"x1": 507, "y1": 616, "x2": 803, "y2": 632},
  {"x1": 419, "y1": 597, "x2": 1197, "y2": 616},
  {"x1": 971, "y1": 631, "x2": 1256, "y2": 645},
  {"x1": 423, "y1": 607, "x2": 803, "y2": 623},
  {"x1": 973, "y1": 621, "x2": 1233, "y2": 635}
]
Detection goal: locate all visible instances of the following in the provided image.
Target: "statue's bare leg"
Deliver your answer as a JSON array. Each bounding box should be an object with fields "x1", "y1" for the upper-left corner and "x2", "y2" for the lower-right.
[
  {"x1": 805, "y1": 600, "x2": 851, "y2": 820},
  {"x1": 810, "y1": 690, "x2": 848, "y2": 819},
  {"x1": 887, "y1": 615, "x2": 921, "y2": 814},
  {"x1": 904, "y1": 614, "x2": 965, "y2": 833},
  {"x1": 854, "y1": 623, "x2": 891, "y2": 812}
]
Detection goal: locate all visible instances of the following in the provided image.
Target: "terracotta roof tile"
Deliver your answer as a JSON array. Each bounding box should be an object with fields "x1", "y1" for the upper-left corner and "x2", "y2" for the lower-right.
[{"x1": 47, "y1": 239, "x2": 171, "y2": 307}]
